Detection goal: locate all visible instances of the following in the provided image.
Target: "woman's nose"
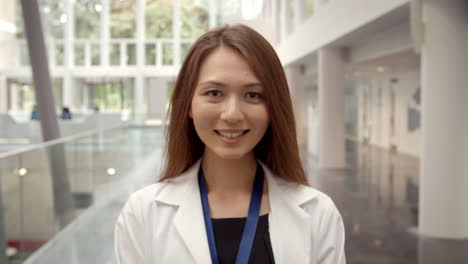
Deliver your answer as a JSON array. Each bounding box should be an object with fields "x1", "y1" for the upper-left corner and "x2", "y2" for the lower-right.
[{"x1": 220, "y1": 97, "x2": 244, "y2": 123}]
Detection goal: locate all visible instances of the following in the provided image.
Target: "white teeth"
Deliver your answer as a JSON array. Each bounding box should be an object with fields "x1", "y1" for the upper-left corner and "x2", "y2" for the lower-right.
[{"x1": 217, "y1": 131, "x2": 246, "y2": 138}]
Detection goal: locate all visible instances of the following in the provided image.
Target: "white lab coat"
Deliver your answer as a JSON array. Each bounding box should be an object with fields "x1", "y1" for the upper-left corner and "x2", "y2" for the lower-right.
[{"x1": 115, "y1": 159, "x2": 346, "y2": 264}]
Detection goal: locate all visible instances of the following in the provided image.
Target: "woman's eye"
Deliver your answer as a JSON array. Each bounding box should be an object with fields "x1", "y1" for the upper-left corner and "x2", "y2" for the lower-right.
[
  {"x1": 246, "y1": 92, "x2": 264, "y2": 100},
  {"x1": 206, "y1": 90, "x2": 222, "y2": 97}
]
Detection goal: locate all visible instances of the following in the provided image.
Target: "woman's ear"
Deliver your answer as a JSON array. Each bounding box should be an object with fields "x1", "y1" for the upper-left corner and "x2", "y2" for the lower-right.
[{"x1": 189, "y1": 108, "x2": 193, "y2": 118}]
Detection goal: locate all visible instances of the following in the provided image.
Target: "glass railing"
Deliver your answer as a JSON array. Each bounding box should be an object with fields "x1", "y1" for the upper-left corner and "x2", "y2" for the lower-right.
[{"x1": 0, "y1": 125, "x2": 165, "y2": 263}]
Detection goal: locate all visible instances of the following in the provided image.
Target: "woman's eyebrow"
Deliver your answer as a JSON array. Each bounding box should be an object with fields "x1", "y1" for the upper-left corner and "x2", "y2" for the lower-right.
[
  {"x1": 242, "y1": 82, "x2": 263, "y2": 89},
  {"x1": 198, "y1": 80, "x2": 263, "y2": 88},
  {"x1": 198, "y1": 80, "x2": 226, "y2": 87}
]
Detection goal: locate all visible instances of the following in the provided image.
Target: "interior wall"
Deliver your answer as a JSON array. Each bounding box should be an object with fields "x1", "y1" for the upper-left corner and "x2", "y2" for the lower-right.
[
  {"x1": 346, "y1": 70, "x2": 421, "y2": 157},
  {"x1": 276, "y1": 0, "x2": 408, "y2": 66},
  {"x1": 146, "y1": 78, "x2": 168, "y2": 120}
]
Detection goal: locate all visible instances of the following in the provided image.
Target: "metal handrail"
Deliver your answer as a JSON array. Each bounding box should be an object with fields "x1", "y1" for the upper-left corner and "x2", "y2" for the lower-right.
[{"x1": 0, "y1": 123, "x2": 127, "y2": 159}]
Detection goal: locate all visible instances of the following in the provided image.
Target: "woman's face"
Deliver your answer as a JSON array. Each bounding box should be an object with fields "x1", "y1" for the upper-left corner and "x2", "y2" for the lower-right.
[{"x1": 189, "y1": 46, "x2": 270, "y2": 160}]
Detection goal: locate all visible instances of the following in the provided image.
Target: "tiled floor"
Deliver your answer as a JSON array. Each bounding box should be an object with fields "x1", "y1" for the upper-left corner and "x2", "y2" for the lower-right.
[
  {"x1": 304, "y1": 141, "x2": 468, "y2": 264},
  {"x1": 9, "y1": 129, "x2": 468, "y2": 263}
]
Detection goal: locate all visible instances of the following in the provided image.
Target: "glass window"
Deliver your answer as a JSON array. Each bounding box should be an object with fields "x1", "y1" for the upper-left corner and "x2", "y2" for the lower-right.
[
  {"x1": 78, "y1": 78, "x2": 134, "y2": 111},
  {"x1": 15, "y1": 0, "x2": 66, "y2": 64},
  {"x1": 91, "y1": 43, "x2": 100, "y2": 65},
  {"x1": 74, "y1": 43, "x2": 85, "y2": 66},
  {"x1": 181, "y1": 0, "x2": 209, "y2": 39},
  {"x1": 180, "y1": 42, "x2": 192, "y2": 62},
  {"x1": 38, "y1": 0, "x2": 66, "y2": 39},
  {"x1": 126, "y1": 43, "x2": 136, "y2": 65},
  {"x1": 145, "y1": 0, "x2": 173, "y2": 38},
  {"x1": 6, "y1": 78, "x2": 63, "y2": 111},
  {"x1": 55, "y1": 42, "x2": 65, "y2": 66},
  {"x1": 306, "y1": 0, "x2": 314, "y2": 18},
  {"x1": 162, "y1": 42, "x2": 173, "y2": 65},
  {"x1": 111, "y1": 0, "x2": 136, "y2": 38},
  {"x1": 74, "y1": 0, "x2": 101, "y2": 39},
  {"x1": 110, "y1": 43, "x2": 120, "y2": 65},
  {"x1": 145, "y1": 43, "x2": 156, "y2": 65}
]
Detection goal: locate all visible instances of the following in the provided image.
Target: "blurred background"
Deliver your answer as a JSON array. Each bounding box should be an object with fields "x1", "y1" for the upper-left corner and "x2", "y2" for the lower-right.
[{"x1": 0, "y1": 0, "x2": 467, "y2": 263}]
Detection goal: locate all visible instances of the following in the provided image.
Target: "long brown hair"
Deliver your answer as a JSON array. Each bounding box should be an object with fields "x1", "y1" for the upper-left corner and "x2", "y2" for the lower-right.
[{"x1": 159, "y1": 24, "x2": 308, "y2": 186}]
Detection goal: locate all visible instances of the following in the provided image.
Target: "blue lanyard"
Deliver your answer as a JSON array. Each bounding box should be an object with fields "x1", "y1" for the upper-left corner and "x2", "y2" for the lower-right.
[{"x1": 198, "y1": 162, "x2": 264, "y2": 264}]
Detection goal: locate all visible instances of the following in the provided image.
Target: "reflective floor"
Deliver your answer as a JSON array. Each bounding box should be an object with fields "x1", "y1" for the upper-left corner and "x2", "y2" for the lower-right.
[
  {"x1": 3, "y1": 126, "x2": 165, "y2": 263},
  {"x1": 305, "y1": 141, "x2": 468, "y2": 264},
  {"x1": 6, "y1": 128, "x2": 468, "y2": 263}
]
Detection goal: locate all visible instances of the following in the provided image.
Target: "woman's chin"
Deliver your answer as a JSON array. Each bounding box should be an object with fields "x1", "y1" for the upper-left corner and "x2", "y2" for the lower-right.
[{"x1": 208, "y1": 148, "x2": 253, "y2": 161}]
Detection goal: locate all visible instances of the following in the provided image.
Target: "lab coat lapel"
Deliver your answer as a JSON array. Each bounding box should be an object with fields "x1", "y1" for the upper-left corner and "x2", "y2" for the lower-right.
[
  {"x1": 158, "y1": 159, "x2": 319, "y2": 264},
  {"x1": 260, "y1": 162, "x2": 319, "y2": 264},
  {"x1": 161, "y1": 159, "x2": 212, "y2": 264}
]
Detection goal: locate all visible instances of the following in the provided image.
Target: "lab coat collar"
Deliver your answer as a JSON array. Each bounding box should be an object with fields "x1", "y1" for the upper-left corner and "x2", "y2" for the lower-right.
[{"x1": 154, "y1": 158, "x2": 320, "y2": 263}]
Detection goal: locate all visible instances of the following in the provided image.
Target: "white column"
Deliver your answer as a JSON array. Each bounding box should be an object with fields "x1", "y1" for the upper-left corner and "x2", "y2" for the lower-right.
[
  {"x1": 270, "y1": 0, "x2": 279, "y2": 44},
  {"x1": 317, "y1": 47, "x2": 345, "y2": 168},
  {"x1": 64, "y1": 0, "x2": 74, "y2": 68},
  {"x1": 10, "y1": 83, "x2": 19, "y2": 111},
  {"x1": 134, "y1": 0, "x2": 146, "y2": 122},
  {"x1": 294, "y1": 0, "x2": 306, "y2": 27},
  {"x1": 84, "y1": 42, "x2": 91, "y2": 67},
  {"x1": 147, "y1": 78, "x2": 168, "y2": 120},
  {"x1": 119, "y1": 42, "x2": 126, "y2": 66},
  {"x1": 63, "y1": 76, "x2": 74, "y2": 108},
  {"x1": 419, "y1": 0, "x2": 468, "y2": 239},
  {"x1": 156, "y1": 40, "x2": 163, "y2": 67},
  {"x1": 356, "y1": 81, "x2": 366, "y2": 142},
  {"x1": 285, "y1": 66, "x2": 307, "y2": 150},
  {"x1": 136, "y1": 0, "x2": 145, "y2": 67},
  {"x1": 280, "y1": 0, "x2": 287, "y2": 41},
  {"x1": 134, "y1": 75, "x2": 145, "y2": 122},
  {"x1": 0, "y1": 77, "x2": 7, "y2": 113},
  {"x1": 209, "y1": 0, "x2": 217, "y2": 29},
  {"x1": 63, "y1": 0, "x2": 75, "y2": 109},
  {"x1": 101, "y1": 0, "x2": 110, "y2": 67},
  {"x1": 173, "y1": 0, "x2": 181, "y2": 65}
]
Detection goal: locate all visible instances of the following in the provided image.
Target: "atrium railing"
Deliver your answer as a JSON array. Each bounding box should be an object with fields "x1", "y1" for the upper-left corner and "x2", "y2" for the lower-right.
[{"x1": 0, "y1": 124, "x2": 164, "y2": 263}]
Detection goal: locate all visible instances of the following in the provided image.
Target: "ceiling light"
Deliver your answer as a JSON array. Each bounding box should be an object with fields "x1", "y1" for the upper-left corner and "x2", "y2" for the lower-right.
[
  {"x1": 352, "y1": 224, "x2": 360, "y2": 233},
  {"x1": 376, "y1": 66, "x2": 385, "y2": 72},
  {"x1": 107, "y1": 168, "x2": 116, "y2": 175},
  {"x1": 18, "y1": 168, "x2": 28, "y2": 176},
  {"x1": 6, "y1": 247, "x2": 17, "y2": 257},
  {"x1": 372, "y1": 239, "x2": 383, "y2": 247}
]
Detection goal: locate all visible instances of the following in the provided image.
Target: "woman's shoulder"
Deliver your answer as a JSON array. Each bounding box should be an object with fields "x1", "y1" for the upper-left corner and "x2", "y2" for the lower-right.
[
  {"x1": 271, "y1": 174, "x2": 341, "y2": 217},
  {"x1": 119, "y1": 182, "x2": 168, "y2": 216},
  {"x1": 300, "y1": 185, "x2": 342, "y2": 220},
  {"x1": 121, "y1": 172, "x2": 194, "y2": 214},
  {"x1": 126, "y1": 182, "x2": 167, "y2": 203}
]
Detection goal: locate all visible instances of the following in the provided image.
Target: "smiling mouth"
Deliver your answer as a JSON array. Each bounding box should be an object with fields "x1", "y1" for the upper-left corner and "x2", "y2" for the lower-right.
[{"x1": 214, "y1": 130, "x2": 250, "y2": 138}]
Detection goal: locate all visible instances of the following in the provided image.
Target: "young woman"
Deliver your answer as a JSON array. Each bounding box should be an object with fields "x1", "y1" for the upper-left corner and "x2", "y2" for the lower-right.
[{"x1": 115, "y1": 24, "x2": 346, "y2": 264}]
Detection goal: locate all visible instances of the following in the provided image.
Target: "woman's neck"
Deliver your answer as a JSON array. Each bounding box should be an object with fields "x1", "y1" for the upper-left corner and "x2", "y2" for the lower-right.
[{"x1": 201, "y1": 150, "x2": 257, "y2": 195}]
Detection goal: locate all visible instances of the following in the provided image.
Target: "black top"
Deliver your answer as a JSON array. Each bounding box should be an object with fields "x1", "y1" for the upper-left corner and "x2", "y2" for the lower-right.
[{"x1": 211, "y1": 214, "x2": 275, "y2": 264}]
